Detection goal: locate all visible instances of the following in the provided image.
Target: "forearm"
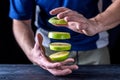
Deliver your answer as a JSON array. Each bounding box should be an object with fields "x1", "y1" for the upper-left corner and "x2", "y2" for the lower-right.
[
  {"x1": 13, "y1": 19, "x2": 35, "y2": 56},
  {"x1": 93, "y1": 0, "x2": 120, "y2": 32}
]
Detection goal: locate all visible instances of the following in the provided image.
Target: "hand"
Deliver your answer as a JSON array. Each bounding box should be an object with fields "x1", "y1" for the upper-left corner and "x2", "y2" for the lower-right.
[
  {"x1": 28, "y1": 33, "x2": 78, "y2": 76},
  {"x1": 50, "y1": 7, "x2": 103, "y2": 36}
]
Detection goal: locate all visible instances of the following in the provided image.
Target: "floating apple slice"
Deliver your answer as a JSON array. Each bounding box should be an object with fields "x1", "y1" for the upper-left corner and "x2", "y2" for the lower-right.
[
  {"x1": 48, "y1": 16, "x2": 67, "y2": 25},
  {"x1": 49, "y1": 51, "x2": 70, "y2": 62},
  {"x1": 48, "y1": 32, "x2": 71, "y2": 39},
  {"x1": 49, "y1": 42, "x2": 71, "y2": 51}
]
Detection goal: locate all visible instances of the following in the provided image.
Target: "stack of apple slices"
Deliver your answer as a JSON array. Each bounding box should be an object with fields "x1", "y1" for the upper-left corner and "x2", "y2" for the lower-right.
[{"x1": 48, "y1": 31, "x2": 71, "y2": 62}]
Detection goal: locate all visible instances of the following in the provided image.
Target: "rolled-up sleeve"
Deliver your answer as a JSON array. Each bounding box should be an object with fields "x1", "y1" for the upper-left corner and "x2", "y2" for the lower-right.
[{"x1": 9, "y1": 0, "x2": 33, "y2": 20}]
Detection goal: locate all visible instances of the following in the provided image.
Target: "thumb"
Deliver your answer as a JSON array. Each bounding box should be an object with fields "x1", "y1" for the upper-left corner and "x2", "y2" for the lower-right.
[
  {"x1": 34, "y1": 33, "x2": 43, "y2": 50},
  {"x1": 36, "y1": 33, "x2": 43, "y2": 46},
  {"x1": 36, "y1": 33, "x2": 46, "y2": 55}
]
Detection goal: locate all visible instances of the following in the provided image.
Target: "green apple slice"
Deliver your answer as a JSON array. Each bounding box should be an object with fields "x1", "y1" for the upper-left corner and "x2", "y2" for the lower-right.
[
  {"x1": 49, "y1": 42, "x2": 71, "y2": 51},
  {"x1": 48, "y1": 16, "x2": 67, "y2": 25},
  {"x1": 49, "y1": 51, "x2": 70, "y2": 62},
  {"x1": 48, "y1": 31, "x2": 71, "y2": 39}
]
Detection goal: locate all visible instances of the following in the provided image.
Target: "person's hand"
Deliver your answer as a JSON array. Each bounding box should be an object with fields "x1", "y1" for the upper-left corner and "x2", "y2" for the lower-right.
[
  {"x1": 50, "y1": 7, "x2": 103, "y2": 36},
  {"x1": 28, "y1": 33, "x2": 78, "y2": 76}
]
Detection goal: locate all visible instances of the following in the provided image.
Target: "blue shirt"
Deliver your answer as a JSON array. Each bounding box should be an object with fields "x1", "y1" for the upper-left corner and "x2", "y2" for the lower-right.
[{"x1": 9, "y1": 0, "x2": 108, "y2": 51}]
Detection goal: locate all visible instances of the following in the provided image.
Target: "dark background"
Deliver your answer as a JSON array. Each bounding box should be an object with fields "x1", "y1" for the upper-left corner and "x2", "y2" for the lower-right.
[
  {"x1": 0, "y1": 0, "x2": 31, "y2": 64},
  {"x1": 0, "y1": 0, "x2": 120, "y2": 64}
]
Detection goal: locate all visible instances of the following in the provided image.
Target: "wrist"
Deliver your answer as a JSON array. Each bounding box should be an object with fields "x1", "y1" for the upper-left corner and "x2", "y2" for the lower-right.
[
  {"x1": 94, "y1": 10, "x2": 120, "y2": 32},
  {"x1": 25, "y1": 47, "x2": 35, "y2": 63},
  {"x1": 90, "y1": 17, "x2": 105, "y2": 34}
]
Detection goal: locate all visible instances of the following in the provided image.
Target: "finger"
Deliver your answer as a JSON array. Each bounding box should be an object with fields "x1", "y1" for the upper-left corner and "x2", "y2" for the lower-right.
[
  {"x1": 36, "y1": 33, "x2": 46, "y2": 56},
  {"x1": 81, "y1": 29, "x2": 89, "y2": 35},
  {"x1": 37, "y1": 33, "x2": 46, "y2": 52},
  {"x1": 61, "y1": 65, "x2": 79, "y2": 70},
  {"x1": 47, "y1": 68, "x2": 72, "y2": 76},
  {"x1": 34, "y1": 40, "x2": 40, "y2": 50},
  {"x1": 37, "y1": 58, "x2": 62, "y2": 69},
  {"x1": 65, "y1": 16, "x2": 86, "y2": 23},
  {"x1": 57, "y1": 10, "x2": 79, "y2": 19},
  {"x1": 60, "y1": 58, "x2": 75, "y2": 65},
  {"x1": 34, "y1": 33, "x2": 43, "y2": 50},
  {"x1": 41, "y1": 58, "x2": 75, "y2": 69},
  {"x1": 49, "y1": 7, "x2": 69, "y2": 15},
  {"x1": 36, "y1": 33, "x2": 43, "y2": 46}
]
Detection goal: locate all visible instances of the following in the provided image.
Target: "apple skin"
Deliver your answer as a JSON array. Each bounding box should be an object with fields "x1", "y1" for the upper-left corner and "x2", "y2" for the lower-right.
[
  {"x1": 48, "y1": 31, "x2": 71, "y2": 40},
  {"x1": 49, "y1": 51, "x2": 70, "y2": 62},
  {"x1": 48, "y1": 16, "x2": 67, "y2": 25},
  {"x1": 49, "y1": 42, "x2": 71, "y2": 51}
]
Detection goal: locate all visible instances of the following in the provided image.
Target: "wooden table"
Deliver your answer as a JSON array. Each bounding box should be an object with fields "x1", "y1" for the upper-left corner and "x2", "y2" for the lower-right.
[{"x1": 0, "y1": 64, "x2": 120, "y2": 80}]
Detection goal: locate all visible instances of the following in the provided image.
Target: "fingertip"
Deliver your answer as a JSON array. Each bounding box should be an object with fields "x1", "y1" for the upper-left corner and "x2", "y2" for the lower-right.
[
  {"x1": 49, "y1": 9, "x2": 56, "y2": 15},
  {"x1": 75, "y1": 65, "x2": 79, "y2": 69},
  {"x1": 67, "y1": 58, "x2": 75, "y2": 62},
  {"x1": 37, "y1": 33, "x2": 43, "y2": 41},
  {"x1": 66, "y1": 69, "x2": 72, "y2": 74},
  {"x1": 49, "y1": 10, "x2": 53, "y2": 15},
  {"x1": 47, "y1": 62, "x2": 62, "y2": 69},
  {"x1": 71, "y1": 65, "x2": 79, "y2": 70},
  {"x1": 64, "y1": 17, "x2": 69, "y2": 22}
]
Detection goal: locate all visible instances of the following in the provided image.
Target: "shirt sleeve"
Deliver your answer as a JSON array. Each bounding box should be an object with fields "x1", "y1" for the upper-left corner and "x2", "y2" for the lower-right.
[{"x1": 9, "y1": 0, "x2": 34, "y2": 20}]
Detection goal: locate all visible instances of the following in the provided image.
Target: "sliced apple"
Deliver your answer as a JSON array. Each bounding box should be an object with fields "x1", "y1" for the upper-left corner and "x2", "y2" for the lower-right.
[
  {"x1": 49, "y1": 51, "x2": 70, "y2": 62},
  {"x1": 49, "y1": 42, "x2": 71, "y2": 51},
  {"x1": 48, "y1": 31, "x2": 71, "y2": 39},
  {"x1": 48, "y1": 16, "x2": 67, "y2": 25}
]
